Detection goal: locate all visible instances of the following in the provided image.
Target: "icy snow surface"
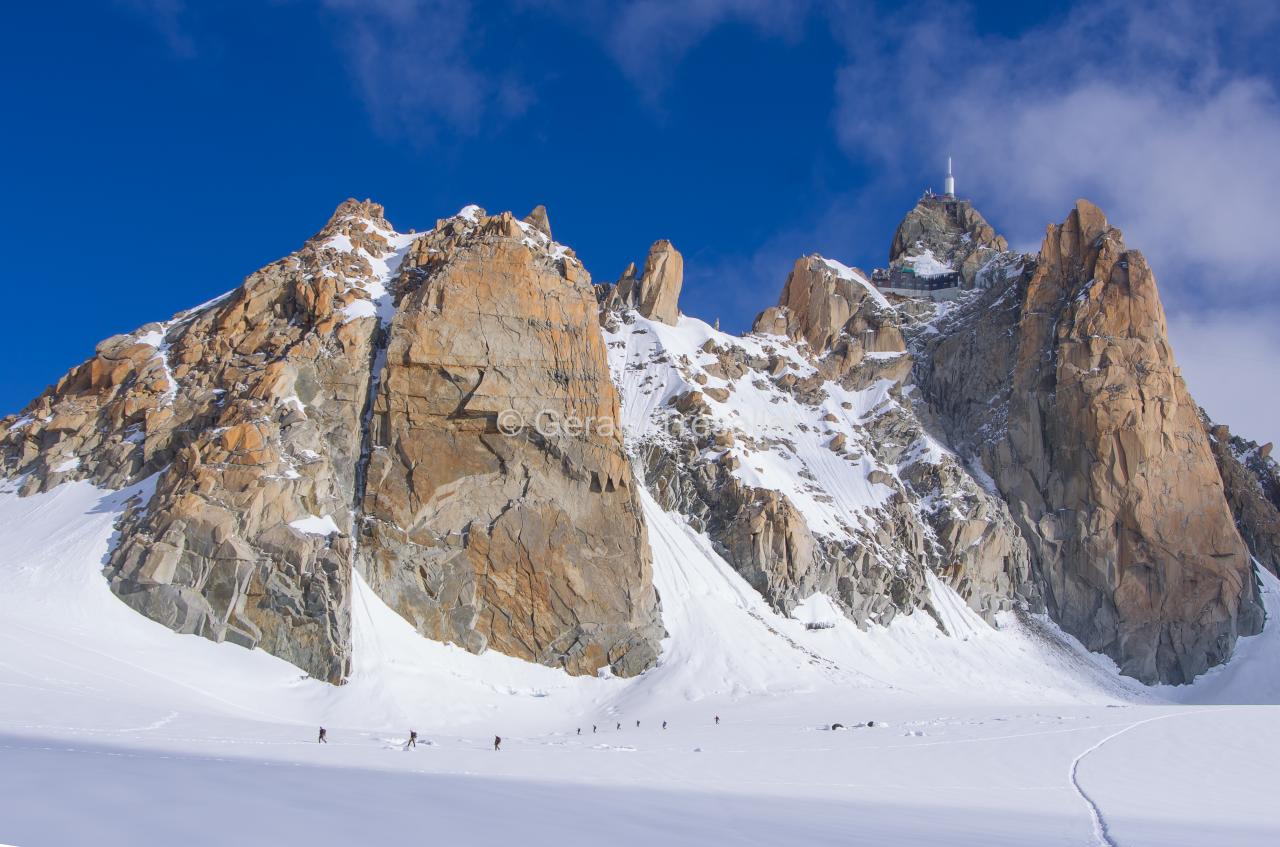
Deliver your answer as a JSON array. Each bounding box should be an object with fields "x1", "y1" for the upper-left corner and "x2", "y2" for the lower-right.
[
  {"x1": 820, "y1": 256, "x2": 891, "y2": 308},
  {"x1": 3, "y1": 308, "x2": 1280, "y2": 844},
  {"x1": 1, "y1": 475, "x2": 1278, "y2": 845},
  {"x1": 288, "y1": 514, "x2": 341, "y2": 536},
  {"x1": 320, "y1": 219, "x2": 421, "y2": 327},
  {"x1": 903, "y1": 247, "x2": 955, "y2": 278},
  {"x1": 604, "y1": 312, "x2": 896, "y2": 538}
]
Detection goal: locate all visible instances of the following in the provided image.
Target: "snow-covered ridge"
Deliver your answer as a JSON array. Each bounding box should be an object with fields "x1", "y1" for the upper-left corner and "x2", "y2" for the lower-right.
[
  {"x1": 289, "y1": 514, "x2": 341, "y2": 536},
  {"x1": 444, "y1": 203, "x2": 578, "y2": 266},
  {"x1": 603, "y1": 302, "x2": 1014, "y2": 597},
  {"x1": 606, "y1": 311, "x2": 899, "y2": 539},
  {"x1": 820, "y1": 256, "x2": 891, "y2": 308},
  {"x1": 310, "y1": 214, "x2": 422, "y2": 327}
]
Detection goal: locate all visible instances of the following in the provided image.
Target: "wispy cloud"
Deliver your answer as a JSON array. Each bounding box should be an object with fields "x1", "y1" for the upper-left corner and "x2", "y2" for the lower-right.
[
  {"x1": 828, "y1": 0, "x2": 1280, "y2": 442},
  {"x1": 321, "y1": 0, "x2": 532, "y2": 140},
  {"x1": 832, "y1": 0, "x2": 1280, "y2": 290},
  {"x1": 108, "y1": 0, "x2": 1280, "y2": 442},
  {"x1": 1168, "y1": 306, "x2": 1280, "y2": 446},
  {"x1": 115, "y1": 0, "x2": 196, "y2": 57},
  {"x1": 523, "y1": 0, "x2": 811, "y2": 103},
  {"x1": 600, "y1": 0, "x2": 810, "y2": 98}
]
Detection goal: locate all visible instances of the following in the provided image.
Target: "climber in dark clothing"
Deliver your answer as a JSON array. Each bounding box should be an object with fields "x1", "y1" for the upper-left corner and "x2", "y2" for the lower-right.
[
  {"x1": 318, "y1": 727, "x2": 327, "y2": 744},
  {"x1": 616, "y1": 722, "x2": 621, "y2": 730},
  {"x1": 636, "y1": 720, "x2": 640, "y2": 728},
  {"x1": 494, "y1": 735, "x2": 502, "y2": 751},
  {"x1": 577, "y1": 728, "x2": 581, "y2": 735},
  {"x1": 662, "y1": 721, "x2": 668, "y2": 730},
  {"x1": 715, "y1": 715, "x2": 720, "y2": 725},
  {"x1": 408, "y1": 730, "x2": 417, "y2": 749},
  {"x1": 592, "y1": 725, "x2": 597, "y2": 734}
]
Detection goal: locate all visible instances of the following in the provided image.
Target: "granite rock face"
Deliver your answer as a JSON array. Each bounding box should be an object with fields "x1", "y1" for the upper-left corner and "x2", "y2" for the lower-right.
[
  {"x1": 354, "y1": 209, "x2": 663, "y2": 677},
  {"x1": 0, "y1": 199, "x2": 404, "y2": 680},
  {"x1": 597, "y1": 240, "x2": 684, "y2": 325},
  {"x1": 2, "y1": 192, "x2": 1268, "y2": 689},
  {"x1": 1205, "y1": 417, "x2": 1280, "y2": 579},
  {"x1": 754, "y1": 256, "x2": 908, "y2": 385},
  {"x1": 915, "y1": 201, "x2": 1263, "y2": 684},
  {"x1": 605, "y1": 251, "x2": 1035, "y2": 637},
  {"x1": 523, "y1": 204, "x2": 552, "y2": 238},
  {"x1": 890, "y1": 196, "x2": 1009, "y2": 287},
  {"x1": 1, "y1": 201, "x2": 663, "y2": 682}
]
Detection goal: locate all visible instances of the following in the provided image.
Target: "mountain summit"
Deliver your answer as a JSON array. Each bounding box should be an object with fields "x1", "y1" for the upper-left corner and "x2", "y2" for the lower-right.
[
  {"x1": 915, "y1": 200, "x2": 1263, "y2": 682},
  {"x1": 3, "y1": 195, "x2": 1273, "y2": 686},
  {"x1": 1, "y1": 201, "x2": 662, "y2": 683}
]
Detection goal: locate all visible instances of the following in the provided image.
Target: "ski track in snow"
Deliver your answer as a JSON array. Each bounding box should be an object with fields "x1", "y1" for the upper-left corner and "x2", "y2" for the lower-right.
[
  {"x1": 2, "y1": 481, "x2": 1279, "y2": 846},
  {"x1": 1068, "y1": 708, "x2": 1225, "y2": 847}
]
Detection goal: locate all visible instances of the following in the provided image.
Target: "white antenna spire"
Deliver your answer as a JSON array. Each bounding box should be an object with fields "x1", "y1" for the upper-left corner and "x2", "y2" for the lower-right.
[{"x1": 944, "y1": 156, "x2": 955, "y2": 197}]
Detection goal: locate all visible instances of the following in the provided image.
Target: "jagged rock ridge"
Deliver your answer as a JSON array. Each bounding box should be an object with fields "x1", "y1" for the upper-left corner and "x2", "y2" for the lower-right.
[
  {"x1": 912, "y1": 201, "x2": 1263, "y2": 684},
  {"x1": 2, "y1": 192, "x2": 1270, "y2": 689},
  {"x1": 597, "y1": 240, "x2": 684, "y2": 325},
  {"x1": 1, "y1": 201, "x2": 662, "y2": 682},
  {"x1": 1204, "y1": 417, "x2": 1280, "y2": 579},
  {"x1": 603, "y1": 252, "x2": 1035, "y2": 636}
]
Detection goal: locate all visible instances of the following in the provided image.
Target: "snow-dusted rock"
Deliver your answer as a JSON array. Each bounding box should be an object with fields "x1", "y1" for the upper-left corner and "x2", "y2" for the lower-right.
[
  {"x1": 604, "y1": 262, "x2": 1034, "y2": 633},
  {"x1": 0, "y1": 200, "x2": 663, "y2": 683},
  {"x1": 598, "y1": 240, "x2": 684, "y2": 326},
  {"x1": 1, "y1": 192, "x2": 1266, "y2": 689},
  {"x1": 1205, "y1": 416, "x2": 1280, "y2": 578},
  {"x1": 890, "y1": 194, "x2": 1007, "y2": 288},
  {"x1": 915, "y1": 200, "x2": 1262, "y2": 684}
]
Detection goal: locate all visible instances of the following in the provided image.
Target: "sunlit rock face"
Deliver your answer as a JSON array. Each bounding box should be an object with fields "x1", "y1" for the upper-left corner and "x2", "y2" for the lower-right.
[
  {"x1": 917, "y1": 201, "x2": 1263, "y2": 684},
  {"x1": 1, "y1": 201, "x2": 662, "y2": 683}
]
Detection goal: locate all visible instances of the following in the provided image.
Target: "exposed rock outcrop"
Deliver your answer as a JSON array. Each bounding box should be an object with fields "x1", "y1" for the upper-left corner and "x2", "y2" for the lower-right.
[
  {"x1": 754, "y1": 256, "x2": 876, "y2": 353},
  {"x1": 890, "y1": 196, "x2": 1008, "y2": 287},
  {"x1": 354, "y1": 208, "x2": 663, "y2": 677},
  {"x1": 1205, "y1": 417, "x2": 1280, "y2": 578},
  {"x1": 1, "y1": 200, "x2": 663, "y2": 682},
  {"x1": 753, "y1": 256, "x2": 908, "y2": 386},
  {"x1": 523, "y1": 204, "x2": 552, "y2": 238},
  {"x1": 915, "y1": 200, "x2": 1263, "y2": 684},
  {"x1": 608, "y1": 250, "x2": 1035, "y2": 635},
  {"x1": 1, "y1": 198, "x2": 398, "y2": 680},
  {"x1": 598, "y1": 240, "x2": 684, "y2": 325},
  {"x1": 636, "y1": 240, "x2": 684, "y2": 324}
]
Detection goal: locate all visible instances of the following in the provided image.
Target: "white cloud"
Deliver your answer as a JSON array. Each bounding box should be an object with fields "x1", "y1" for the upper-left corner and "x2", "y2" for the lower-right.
[
  {"x1": 1168, "y1": 307, "x2": 1280, "y2": 447},
  {"x1": 528, "y1": 0, "x2": 810, "y2": 102},
  {"x1": 948, "y1": 78, "x2": 1280, "y2": 287},
  {"x1": 832, "y1": 0, "x2": 1280, "y2": 434},
  {"x1": 833, "y1": 1, "x2": 1280, "y2": 287}
]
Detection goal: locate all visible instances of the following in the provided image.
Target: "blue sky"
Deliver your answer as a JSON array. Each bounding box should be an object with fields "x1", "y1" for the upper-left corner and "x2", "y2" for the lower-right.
[{"x1": 3, "y1": 0, "x2": 1279, "y2": 444}]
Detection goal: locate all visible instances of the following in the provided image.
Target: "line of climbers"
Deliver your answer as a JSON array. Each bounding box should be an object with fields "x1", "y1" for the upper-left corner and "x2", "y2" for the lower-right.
[{"x1": 315, "y1": 715, "x2": 723, "y2": 749}]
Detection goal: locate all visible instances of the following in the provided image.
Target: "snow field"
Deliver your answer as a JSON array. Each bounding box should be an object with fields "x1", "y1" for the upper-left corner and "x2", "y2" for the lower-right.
[
  {"x1": 4, "y1": 295, "x2": 1280, "y2": 844},
  {"x1": 3, "y1": 475, "x2": 1280, "y2": 844}
]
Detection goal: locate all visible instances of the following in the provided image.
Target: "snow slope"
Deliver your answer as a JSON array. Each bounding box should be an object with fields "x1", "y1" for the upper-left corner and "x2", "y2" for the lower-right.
[
  {"x1": 4, "y1": 193, "x2": 1276, "y2": 844},
  {"x1": 3, "y1": 457, "x2": 1280, "y2": 844},
  {"x1": 604, "y1": 311, "x2": 897, "y2": 540},
  {"x1": 2, "y1": 302, "x2": 1279, "y2": 844}
]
